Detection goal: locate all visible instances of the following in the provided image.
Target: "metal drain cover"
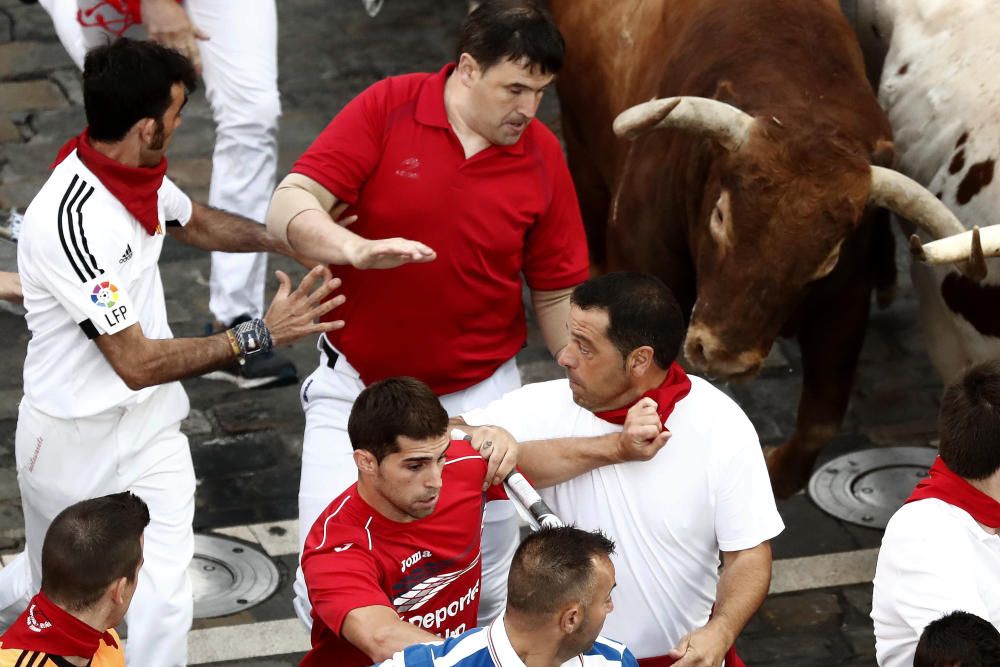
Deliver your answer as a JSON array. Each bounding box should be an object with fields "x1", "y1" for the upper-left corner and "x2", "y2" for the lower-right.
[
  {"x1": 190, "y1": 534, "x2": 280, "y2": 619},
  {"x1": 808, "y1": 446, "x2": 937, "y2": 529}
]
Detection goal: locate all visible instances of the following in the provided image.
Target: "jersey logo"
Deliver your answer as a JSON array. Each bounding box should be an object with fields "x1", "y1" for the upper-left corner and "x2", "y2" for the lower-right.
[
  {"x1": 400, "y1": 549, "x2": 432, "y2": 573},
  {"x1": 395, "y1": 157, "x2": 420, "y2": 180},
  {"x1": 333, "y1": 543, "x2": 353, "y2": 552},
  {"x1": 119, "y1": 244, "x2": 133, "y2": 264},
  {"x1": 26, "y1": 604, "x2": 52, "y2": 633},
  {"x1": 91, "y1": 281, "x2": 119, "y2": 308}
]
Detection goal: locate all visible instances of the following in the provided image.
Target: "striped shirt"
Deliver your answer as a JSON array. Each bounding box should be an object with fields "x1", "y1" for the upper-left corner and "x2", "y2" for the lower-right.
[{"x1": 373, "y1": 614, "x2": 638, "y2": 667}]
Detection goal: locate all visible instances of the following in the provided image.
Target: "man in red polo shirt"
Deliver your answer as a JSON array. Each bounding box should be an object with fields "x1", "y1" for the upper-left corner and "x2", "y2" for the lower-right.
[{"x1": 266, "y1": 0, "x2": 589, "y2": 629}]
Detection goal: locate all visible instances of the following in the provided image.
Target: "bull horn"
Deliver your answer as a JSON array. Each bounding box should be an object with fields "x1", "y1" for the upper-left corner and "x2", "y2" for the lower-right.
[
  {"x1": 613, "y1": 96, "x2": 754, "y2": 152},
  {"x1": 914, "y1": 224, "x2": 999, "y2": 275},
  {"x1": 869, "y1": 166, "x2": 968, "y2": 240}
]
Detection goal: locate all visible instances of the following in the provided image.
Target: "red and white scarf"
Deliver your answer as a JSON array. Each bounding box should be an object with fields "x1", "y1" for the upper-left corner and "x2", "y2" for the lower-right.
[
  {"x1": 77, "y1": 0, "x2": 182, "y2": 36},
  {"x1": 906, "y1": 456, "x2": 1000, "y2": 528},
  {"x1": 0, "y1": 591, "x2": 118, "y2": 658},
  {"x1": 52, "y1": 128, "x2": 167, "y2": 236},
  {"x1": 594, "y1": 362, "x2": 692, "y2": 425}
]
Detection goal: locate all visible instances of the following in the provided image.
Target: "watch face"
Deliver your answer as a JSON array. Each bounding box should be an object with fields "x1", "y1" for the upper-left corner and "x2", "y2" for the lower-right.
[{"x1": 238, "y1": 330, "x2": 260, "y2": 354}]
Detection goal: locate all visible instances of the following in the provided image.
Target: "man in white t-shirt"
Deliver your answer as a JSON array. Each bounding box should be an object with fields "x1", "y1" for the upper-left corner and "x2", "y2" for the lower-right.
[
  {"x1": 872, "y1": 360, "x2": 1000, "y2": 667},
  {"x1": 0, "y1": 39, "x2": 341, "y2": 667},
  {"x1": 459, "y1": 272, "x2": 783, "y2": 666}
]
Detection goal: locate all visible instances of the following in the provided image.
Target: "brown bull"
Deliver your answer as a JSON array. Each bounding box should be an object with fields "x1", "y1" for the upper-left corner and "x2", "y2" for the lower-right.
[{"x1": 549, "y1": 0, "x2": 966, "y2": 496}]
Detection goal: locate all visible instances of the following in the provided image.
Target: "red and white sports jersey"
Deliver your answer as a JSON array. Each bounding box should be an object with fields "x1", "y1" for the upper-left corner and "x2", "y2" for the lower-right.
[{"x1": 300, "y1": 440, "x2": 507, "y2": 667}]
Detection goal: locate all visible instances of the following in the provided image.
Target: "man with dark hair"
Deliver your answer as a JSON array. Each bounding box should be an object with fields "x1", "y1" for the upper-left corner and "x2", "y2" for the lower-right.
[
  {"x1": 300, "y1": 377, "x2": 662, "y2": 666},
  {"x1": 914, "y1": 611, "x2": 1000, "y2": 667},
  {"x1": 267, "y1": 0, "x2": 589, "y2": 628},
  {"x1": 375, "y1": 526, "x2": 639, "y2": 667},
  {"x1": 873, "y1": 361, "x2": 1000, "y2": 667},
  {"x1": 36, "y1": 0, "x2": 294, "y2": 387},
  {"x1": 4, "y1": 37, "x2": 341, "y2": 666},
  {"x1": 0, "y1": 492, "x2": 149, "y2": 667},
  {"x1": 459, "y1": 272, "x2": 783, "y2": 666}
]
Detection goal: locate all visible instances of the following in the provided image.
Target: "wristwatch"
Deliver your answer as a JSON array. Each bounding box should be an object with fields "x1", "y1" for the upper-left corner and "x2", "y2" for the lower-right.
[{"x1": 230, "y1": 318, "x2": 273, "y2": 363}]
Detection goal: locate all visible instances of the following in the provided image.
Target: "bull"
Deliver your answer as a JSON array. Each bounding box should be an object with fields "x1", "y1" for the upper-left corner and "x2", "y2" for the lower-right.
[
  {"x1": 548, "y1": 0, "x2": 967, "y2": 496},
  {"x1": 844, "y1": 0, "x2": 1000, "y2": 384}
]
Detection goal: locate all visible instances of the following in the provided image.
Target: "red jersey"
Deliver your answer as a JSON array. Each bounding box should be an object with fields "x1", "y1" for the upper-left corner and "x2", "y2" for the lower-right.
[
  {"x1": 292, "y1": 65, "x2": 589, "y2": 395},
  {"x1": 300, "y1": 440, "x2": 508, "y2": 667}
]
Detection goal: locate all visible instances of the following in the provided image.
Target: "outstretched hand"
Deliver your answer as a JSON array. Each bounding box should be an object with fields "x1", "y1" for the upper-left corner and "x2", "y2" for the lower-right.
[
  {"x1": 344, "y1": 237, "x2": 437, "y2": 270},
  {"x1": 263, "y1": 266, "x2": 345, "y2": 347},
  {"x1": 468, "y1": 426, "x2": 518, "y2": 491}
]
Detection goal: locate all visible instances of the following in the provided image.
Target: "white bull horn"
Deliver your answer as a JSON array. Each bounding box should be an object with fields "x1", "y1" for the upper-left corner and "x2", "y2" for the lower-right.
[
  {"x1": 870, "y1": 166, "x2": 986, "y2": 279},
  {"x1": 869, "y1": 166, "x2": 967, "y2": 239},
  {"x1": 613, "y1": 96, "x2": 755, "y2": 152},
  {"x1": 912, "y1": 226, "x2": 993, "y2": 280}
]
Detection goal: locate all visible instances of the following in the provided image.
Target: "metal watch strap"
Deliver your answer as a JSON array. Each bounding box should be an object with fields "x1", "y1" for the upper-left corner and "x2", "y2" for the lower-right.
[{"x1": 232, "y1": 318, "x2": 273, "y2": 360}]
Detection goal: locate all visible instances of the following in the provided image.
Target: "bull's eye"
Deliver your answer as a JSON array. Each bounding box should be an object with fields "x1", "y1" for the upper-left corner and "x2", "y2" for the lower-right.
[
  {"x1": 812, "y1": 243, "x2": 843, "y2": 280},
  {"x1": 709, "y1": 191, "x2": 731, "y2": 246}
]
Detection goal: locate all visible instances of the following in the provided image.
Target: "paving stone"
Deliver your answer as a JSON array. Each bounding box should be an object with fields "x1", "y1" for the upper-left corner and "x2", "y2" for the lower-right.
[
  {"x1": 49, "y1": 67, "x2": 81, "y2": 105},
  {"x1": 168, "y1": 157, "x2": 212, "y2": 191},
  {"x1": 0, "y1": 79, "x2": 65, "y2": 111},
  {"x1": 212, "y1": 400, "x2": 283, "y2": 435},
  {"x1": 0, "y1": 115, "x2": 18, "y2": 142},
  {"x1": 843, "y1": 584, "x2": 875, "y2": 618},
  {"x1": 182, "y1": 409, "x2": 214, "y2": 436},
  {"x1": 27, "y1": 105, "x2": 82, "y2": 142},
  {"x1": 5, "y1": 5, "x2": 59, "y2": 42},
  {"x1": 757, "y1": 591, "x2": 843, "y2": 632},
  {"x1": 844, "y1": 622, "x2": 877, "y2": 659},
  {"x1": 737, "y1": 632, "x2": 849, "y2": 665},
  {"x1": 0, "y1": 11, "x2": 11, "y2": 44},
  {"x1": 0, "y1": 41, "x2": 72, "y2": 78}
]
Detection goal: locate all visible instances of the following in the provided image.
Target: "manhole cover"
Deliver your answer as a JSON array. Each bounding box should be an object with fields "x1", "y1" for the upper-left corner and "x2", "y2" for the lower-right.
[
  {"x1": 190, "y1": 534, "x2": 280, "y2": 619},
  {"x1": 808, "y1": 446, "x2": 937, "y2": 529}
]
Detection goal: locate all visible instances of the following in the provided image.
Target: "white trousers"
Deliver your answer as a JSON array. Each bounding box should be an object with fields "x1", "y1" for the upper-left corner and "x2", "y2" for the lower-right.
[
  {"x1": 1, "y1": 382, "x2": 195, "y2": 667},
  {"x1": 39, "y1": 0, "x2": 280, "y2": 324},
  {"x1": 295, "y1": 340, "x2": 522, "y2": 628}
]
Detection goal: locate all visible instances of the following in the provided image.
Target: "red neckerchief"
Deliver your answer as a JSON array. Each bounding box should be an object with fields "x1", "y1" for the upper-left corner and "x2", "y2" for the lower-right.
[
  {"x1": 77, "y1": 0, "x2": 182, "y2": 36},
  {"x1": 0, "y1": 591, "x2": 118, "y2": 658},
  {"x1": 906, "y1": 456, "x2": 1000, "y2": 528},
  {"x1": 594, "y1": 363, "x2": 692, "y2": 425},
  {"x1": 52, "y1": 128, "x2": 167, "y2": 236}
]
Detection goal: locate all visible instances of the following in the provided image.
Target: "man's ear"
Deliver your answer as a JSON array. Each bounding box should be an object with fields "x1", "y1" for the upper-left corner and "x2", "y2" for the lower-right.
[
  {"x1": 354, "y1": 449, "x2": 378, "y2": 475},
  {"x1": 626, "y1": 346, "x2": 654, "y2": 376},
  {"x1": 108, "y1": 576, "x2": 129, "y2": 606},
  {"x1": 135, "y1": 117, "x2": 157, "y2": 145},
  {"x1": 558, "y1": 603, "x2": 582, "y2": 635},
  {"x1": 456, "y1": 53, "x2": 480, "y2": 86}
]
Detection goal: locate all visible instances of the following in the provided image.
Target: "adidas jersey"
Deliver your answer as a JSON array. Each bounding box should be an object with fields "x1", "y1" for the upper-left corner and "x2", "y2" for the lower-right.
[
  {"x1": 18, "y1": 149, "x2": 192, "y2": 419},
  {"x1": 300, "y1": 440, "x2": 507, "y2": 667},
  {"x1": 0, "y1": 629, "x2": 124, "y2": 667}
]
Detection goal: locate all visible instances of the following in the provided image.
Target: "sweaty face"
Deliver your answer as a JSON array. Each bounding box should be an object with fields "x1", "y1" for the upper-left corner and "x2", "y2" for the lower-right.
[
  {"x1": 557, "y1": 306, "x2": 632, "y2": 412},
  {"x1": 462, "y1": 56, "x2": 554, "y2": 146},
  {"x1": 372, "y1": 432, "x2": 450, "y2": 521}
]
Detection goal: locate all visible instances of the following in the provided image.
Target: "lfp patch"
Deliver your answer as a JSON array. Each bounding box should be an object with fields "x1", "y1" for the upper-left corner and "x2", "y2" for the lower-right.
[{"x1": 91, "y1": 281, "x2": 119, "y2": 308}]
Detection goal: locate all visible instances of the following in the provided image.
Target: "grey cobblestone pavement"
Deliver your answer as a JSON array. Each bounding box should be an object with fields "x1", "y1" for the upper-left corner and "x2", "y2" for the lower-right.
[{"x1": 0, "y1": 0, "x2": 945, "y2": 664}]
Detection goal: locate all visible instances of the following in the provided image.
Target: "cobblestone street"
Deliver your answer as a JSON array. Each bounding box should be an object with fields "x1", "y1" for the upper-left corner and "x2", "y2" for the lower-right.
[{"x1": 0, "y1": 0, "x2": 947, "y2": 664}]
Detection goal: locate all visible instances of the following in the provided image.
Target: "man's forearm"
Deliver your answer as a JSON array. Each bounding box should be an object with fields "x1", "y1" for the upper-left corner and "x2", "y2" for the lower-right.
[
  {"x1": 286, "y1": 208, "x2": 364, "y2": 265},
  {"x1": 97, "y1": 327, "x2": 237, "y2": 390},
  {"x1": 172, "y1": 202, "x2": 283, "y2": 254},
  {"x1": 531, "y1": 287, "x2": 574, "y2": 357},
  {"x1": 710, "y1": 542, "x2": 773, "y2": 647},
  {"x1": 516, "y1": 434, "x2": 623, "y2": 488}
]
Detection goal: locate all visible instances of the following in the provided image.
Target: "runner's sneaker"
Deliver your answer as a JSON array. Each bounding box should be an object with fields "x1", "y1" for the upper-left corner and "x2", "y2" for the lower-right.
[{"x1": 202, "y1": 314, "x2": 299, "y2": 389}]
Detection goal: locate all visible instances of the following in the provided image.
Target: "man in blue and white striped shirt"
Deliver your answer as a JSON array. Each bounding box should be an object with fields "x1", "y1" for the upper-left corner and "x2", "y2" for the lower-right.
[{"x1": 373, "y1": 527, "x2": 638, "y2": 667}]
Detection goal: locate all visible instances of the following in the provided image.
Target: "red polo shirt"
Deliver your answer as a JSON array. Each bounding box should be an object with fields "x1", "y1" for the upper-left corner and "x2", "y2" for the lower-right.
[{"x1": 292, "y1": 65, "x2": 589, "y2": 394}]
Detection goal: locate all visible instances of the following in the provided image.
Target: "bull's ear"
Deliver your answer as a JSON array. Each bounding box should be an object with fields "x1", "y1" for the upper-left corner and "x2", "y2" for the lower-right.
[{"x1": 871, "y1": 139, "x2": 895, "y2": 168}]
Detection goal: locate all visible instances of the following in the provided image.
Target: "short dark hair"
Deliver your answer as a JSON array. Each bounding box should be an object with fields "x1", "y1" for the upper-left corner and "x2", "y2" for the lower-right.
[
  {"x1": 456, "y1": 0, "x2": 565, "y2": 75},
  {"x1": 506, "y1": 526, "x2": 616, "y2": 616},
  {"x1": 83, "y1": 37, "x2": 198, "y2": 142},
  {"x1": 41, "y1": 492, "x2": 150, "y2": 612},
  {"x1": 938, "y1": 361, "x2": 1000, "y2": 480},
  {"x1": 348, "y1": 377, "x2": 449, "y2": 462},
  {"x1": 914, "y1": 611, "x2": 1000, "y2": 667},
  {"x1": 571, "y1": 272, "x2": 686, "y2": 369}
]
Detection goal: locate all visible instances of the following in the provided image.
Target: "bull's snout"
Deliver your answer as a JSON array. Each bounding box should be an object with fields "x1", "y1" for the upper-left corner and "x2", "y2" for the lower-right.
[{"x1": 684, "y1": 324, "x2": 765, "y2": 381}]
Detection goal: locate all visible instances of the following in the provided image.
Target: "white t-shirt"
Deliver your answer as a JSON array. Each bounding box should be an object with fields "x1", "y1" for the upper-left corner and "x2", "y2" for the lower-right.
[
  {"x1": 872, "y1": 498, "x2": 1000, "y2": 667},
  {"x1": 19, "y1": 150, "x2": 193, "y2": 419},
  {"x1": 463, "y1": 376, "x2": 784, "y2": 659}
]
